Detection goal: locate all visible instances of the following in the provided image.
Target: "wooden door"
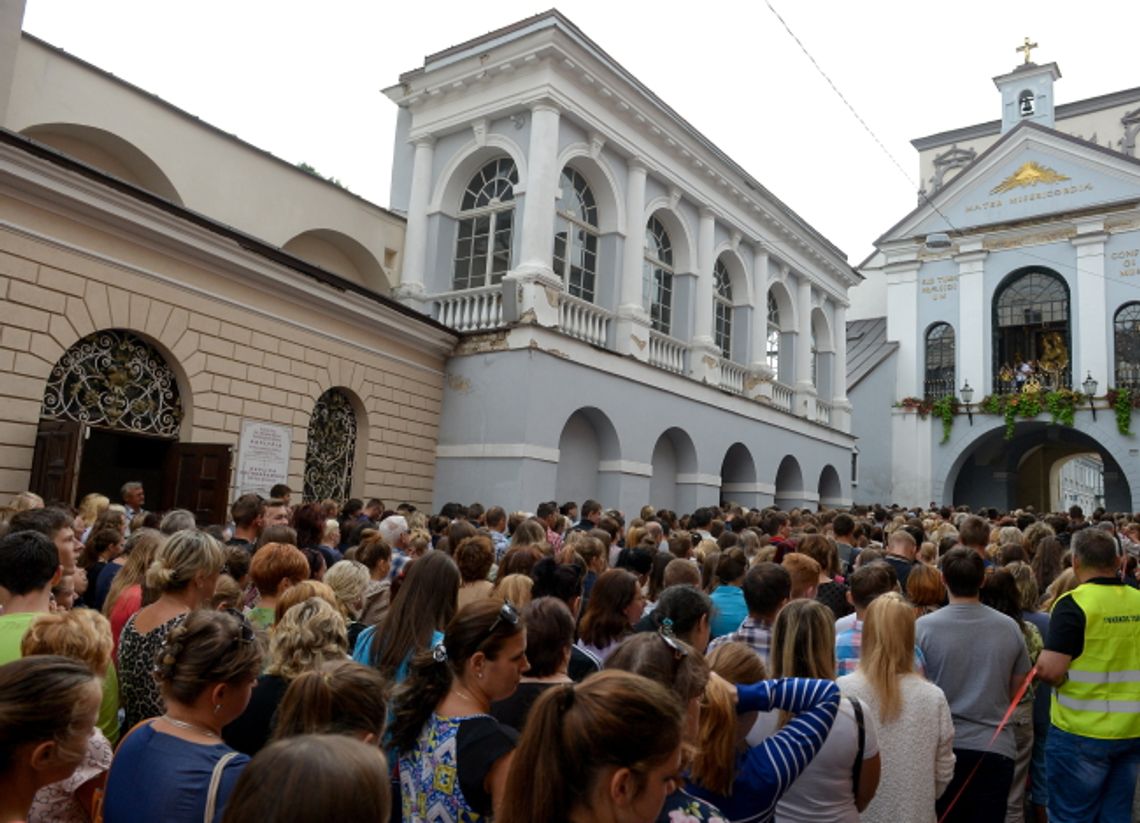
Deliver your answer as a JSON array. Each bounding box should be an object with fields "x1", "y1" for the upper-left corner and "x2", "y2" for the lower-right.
[
  {"x1": 29, "y1": 418, "x2": 84, "y2": 506},
  {"x1": 165, "y1": 443, "x2": 233, "y2": 526}
]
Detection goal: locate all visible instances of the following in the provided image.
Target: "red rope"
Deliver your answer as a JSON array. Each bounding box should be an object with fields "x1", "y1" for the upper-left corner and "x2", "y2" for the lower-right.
[{"x1": 936, "y1": 665, "x2": 1038, "y2": 823}]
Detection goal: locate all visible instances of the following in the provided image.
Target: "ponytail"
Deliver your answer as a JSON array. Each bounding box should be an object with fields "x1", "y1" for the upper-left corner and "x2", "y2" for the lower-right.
[
  {"x1": 388, "y1": 646, "x2": 453, "y2": 753},
  {"x1": 499, "y1": 684, "x2": 574, "y2": 823}
]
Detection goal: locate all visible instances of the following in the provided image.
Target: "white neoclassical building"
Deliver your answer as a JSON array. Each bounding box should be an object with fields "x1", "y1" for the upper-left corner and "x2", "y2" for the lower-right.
[
  {"x1": 852, "y1": 50, "x2": 1140, "y2": 511},
  {"x1": 385, "y1": 11, "x2": 860, "y2": 512}
]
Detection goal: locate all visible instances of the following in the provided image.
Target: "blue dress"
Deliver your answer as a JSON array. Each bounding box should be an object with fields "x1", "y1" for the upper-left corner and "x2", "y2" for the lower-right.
[{"x1": 103, "y1": 723, "x2": 248, "y2": 823}]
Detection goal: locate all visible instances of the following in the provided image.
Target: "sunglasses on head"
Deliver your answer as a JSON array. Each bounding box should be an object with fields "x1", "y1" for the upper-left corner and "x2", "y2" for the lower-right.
[
  {"x1": 222, "y1": 608, "x2": 256, "y2": 645},
  {"x1": 480, "y1": 600, "x2": 520, "y2": 644}
]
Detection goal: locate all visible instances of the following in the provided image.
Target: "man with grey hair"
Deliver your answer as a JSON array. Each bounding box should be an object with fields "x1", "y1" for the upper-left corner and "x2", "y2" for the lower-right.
[
  {"x1": 377, "y1": 514, "x2": 412, "y2": 580},
  {"x1": 1036, "y1": 528, "x2": 1140, "y2": 823},
  {"x1": 121, "y1": 481, "x2": 145, "y2": 520}
]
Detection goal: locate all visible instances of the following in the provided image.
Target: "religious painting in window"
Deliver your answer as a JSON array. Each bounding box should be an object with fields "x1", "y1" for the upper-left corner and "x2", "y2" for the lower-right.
[
  {"x1": 924, "y1": 323, "x2": 956, "y2": 399},
  {"x1": 713, "y1": 259, "x2": 733, "y2": 359},
  {"x1": 452, "y1": 158, "x2": 518, "y2": 291},
  {"x1": 993, "y1": 270, "x2": 1069, "y2": 393},
  {"x1": 553, "y1": 168, "x2": 599, "y2": 302},
  {"x1": 1114, "y1": 303, "x2": 1140, "y2": 389},
  {"x1": 766, "y1": 292, "x2": 781, "y2": 374},
  {"x1": 41, "y1": 329, "x2": 182, "y2": 437},
  {"x1": 643, "y1": 217, "x2": 674, "y2": 334},
  {"x1": 303, "y1": 389, "x2": 357, "y2": 502}
]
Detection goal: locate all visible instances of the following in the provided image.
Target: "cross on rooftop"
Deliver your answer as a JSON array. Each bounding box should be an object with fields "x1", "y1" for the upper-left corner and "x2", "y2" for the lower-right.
[{"x1": 1016, "y1": 36, "x2": 1038, "y2": 65}]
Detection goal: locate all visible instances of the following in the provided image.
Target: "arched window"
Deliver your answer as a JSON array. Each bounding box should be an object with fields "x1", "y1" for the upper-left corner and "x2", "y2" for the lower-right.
[
  {"x1": 452, "y1": 158, "x2": 517, "y2": 291},
  {"x1": 1114, "y1": 302, "x2": 1140, "y2": 389},
  {"x1": 766, "y1": 292, "x2": 780, "y2": 372},
  {"x1": 643, "y1": 217, "x2": 673, "y2": 334},
  {"x1": 41, "y1": 329, "x2": 182, "y2": 437},
  {"x1": 553, "y1": 167, "x2": 599, "y2": 302},
  {"x1": 993, "y1": 269, "x2": 1069, "y2": 392},
  {"x1": 713, "y1": 258, "x2": 733, "y2": 359},
  {"x1": 924, "y1": 322, "x2": 956, "y2": 399},
  {"x1": 303, "y1": 389, "x2": 357, "y2": 502}
]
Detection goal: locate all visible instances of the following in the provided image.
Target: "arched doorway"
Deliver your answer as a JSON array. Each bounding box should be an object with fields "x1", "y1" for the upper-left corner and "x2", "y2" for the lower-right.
[
  {"x1": 720, "y1": 442, "x2": 758, "y2": 508},
  {"x1": 774, "y1": 455, "x2": 806, "y2": 509},
  {"x1": 650, "y1": 428, "x2": 698, "y2": 513},
  {"x1": 555, "y1": 407, "x2": 621, "y2": 506},
  {"x1": 30, "y1": 329, "x2": 230, "y2": 522},
  {"x1": 818, "y1": 465, "x2": 843, "y2": 509},
  {"x1": 303, "y1": 389, "x2": 360, "y2": 502},
  {"x1": 948, "y1": 423, "x2": 1129, "y2": 512}
]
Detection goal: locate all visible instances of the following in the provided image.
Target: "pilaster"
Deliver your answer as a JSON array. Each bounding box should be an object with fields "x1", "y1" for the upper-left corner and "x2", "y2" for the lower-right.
[
  {"x1": 1072, "y1": 225, "x2": 1108, "y2": 390},
  {"x1": 955, "y1": 246, "x2": 987, "y2": 396},
  {"x1": 615, "y1": 159, "x2": 650, "y2": 360},
  {"x1": 689, "y1": 207, "x2": 720, "y2": 384},
  {"x1": 392, "y1": 136, "x2": 435, "y2": 311},
  {"x1": 794, "y1": 275, "x2": 817, "y2": 419}
]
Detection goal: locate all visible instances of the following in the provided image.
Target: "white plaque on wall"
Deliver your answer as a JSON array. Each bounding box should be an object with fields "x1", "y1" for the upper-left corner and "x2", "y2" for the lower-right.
[{"x1": 236, "y1": 420, "x2": 292, "y2": 497}]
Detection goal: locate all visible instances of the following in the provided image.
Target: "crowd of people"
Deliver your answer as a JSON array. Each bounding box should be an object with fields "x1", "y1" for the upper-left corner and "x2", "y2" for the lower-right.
[{"x1": 1, "y1": 482, "x2": 1138, "y2": 823}]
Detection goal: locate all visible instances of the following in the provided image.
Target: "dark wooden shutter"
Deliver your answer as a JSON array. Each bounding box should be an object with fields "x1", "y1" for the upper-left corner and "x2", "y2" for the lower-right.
[
  {"x1": 29, "y1": 418, "x2": 84, "y2": 506},
  {"x1": 165, "y1": 443, "x2": 233, "y2": 527}
]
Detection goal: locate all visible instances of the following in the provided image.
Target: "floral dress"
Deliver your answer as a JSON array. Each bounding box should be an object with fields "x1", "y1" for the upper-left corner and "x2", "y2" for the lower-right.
[
  {"x1": 658, "y1": 788, "x2": 728, "y2": 823},
  {"x1": 118, "y1": 612, "x2": 187, "y2": 731}
]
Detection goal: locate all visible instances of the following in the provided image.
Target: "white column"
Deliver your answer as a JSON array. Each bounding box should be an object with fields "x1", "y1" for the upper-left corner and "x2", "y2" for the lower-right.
[
  {"x1": 1073, "y1": 227, "x2": 1108, "y2": 390},
  {"x1": 689, "y1": 207, "x2": 719, "y2": 384},
  {"x1": 831, "y1": 302, "x2": 851, "y2": 432},
  {"x1": 794, "y1": 275, "x2": 817, "y2": 419},
  {"x1": 504, "y1": 102, "x2": 563, "y2": 327},
  {"x1": 615, "y1": 159, "x2": 650, "y2": 360},
  {"x1": 393, "y1": 136, "x2": 434, "y2": 309},
  {"x1": 746, "y1": 244, "x2": 773, "y2": 401},
  {"x1": 886, "y1": 259, "x2": 921, "y2": 398},
  {"x1": 517, "y1": 103, "x2": 562, "y2": 275},
  {"x1": 955, "y1": 248, "x2": 987, "y2": 396},
  {"x1": 693, "y1": 208, "x2": 716, "y2": 346}
]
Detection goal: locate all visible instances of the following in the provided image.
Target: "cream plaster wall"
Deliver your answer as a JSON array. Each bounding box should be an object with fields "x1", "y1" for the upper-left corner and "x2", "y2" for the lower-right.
[
  {"x1": 5, "y1": 35, "x2": 405, "y2": 293},
  {"x1": 0, "y1": 189, "x2": 448, "y2": 509}
]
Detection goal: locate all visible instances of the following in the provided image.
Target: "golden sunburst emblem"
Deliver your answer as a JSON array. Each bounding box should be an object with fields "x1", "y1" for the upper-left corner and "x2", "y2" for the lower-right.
[{"x1": 990, "y1": 161, "x2": 1071, "y2": 194}]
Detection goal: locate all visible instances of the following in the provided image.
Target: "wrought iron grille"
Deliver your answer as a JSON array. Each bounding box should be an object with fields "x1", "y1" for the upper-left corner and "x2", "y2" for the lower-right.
[
  {"x1": 41, "y1": 329, "x2": 182, "y2": 437},
  {"x1": 924, "y1": 323, "x2": 955, "y2": 399},
  {"x1": 1114, "y1": 303, "x2": 1140, "y2": 388},
  {"x1": 303, "y1": 389, "x2": 357, "y2": 502}
]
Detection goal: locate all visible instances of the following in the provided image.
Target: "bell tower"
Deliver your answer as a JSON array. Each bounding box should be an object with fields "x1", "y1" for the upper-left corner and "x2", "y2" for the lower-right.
[{"x1": 994, "y1": 38, "x2": 1060, "y2": 134}]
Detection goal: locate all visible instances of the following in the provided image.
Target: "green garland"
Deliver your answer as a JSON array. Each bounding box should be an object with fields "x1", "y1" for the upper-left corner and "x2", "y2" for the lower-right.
[
  {"x1": 931, "y1": 395, "x2": 959, "y2": 444},
  {"x1": 1112, "y1": 388, "x2": 1133, "y2": 436},
  {"x1": 1044, "y1": 389, "x2": 1078, "y2": 427}
]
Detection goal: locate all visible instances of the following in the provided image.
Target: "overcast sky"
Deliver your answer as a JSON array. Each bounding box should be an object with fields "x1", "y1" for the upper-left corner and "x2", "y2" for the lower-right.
[{"x1": 21, "y1": 0, "x2": 1140, "y2": 264}]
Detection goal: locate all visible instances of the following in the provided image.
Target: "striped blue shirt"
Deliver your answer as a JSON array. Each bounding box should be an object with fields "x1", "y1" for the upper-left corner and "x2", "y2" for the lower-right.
[{"x1": 686, "y1": 678, "x2": 841, "y2": 823}]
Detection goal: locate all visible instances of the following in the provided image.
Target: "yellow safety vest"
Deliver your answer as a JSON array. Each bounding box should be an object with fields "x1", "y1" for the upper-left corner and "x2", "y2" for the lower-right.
[{"x1": 1050, "y1": 581, "x2": 1140, "y2": 740}]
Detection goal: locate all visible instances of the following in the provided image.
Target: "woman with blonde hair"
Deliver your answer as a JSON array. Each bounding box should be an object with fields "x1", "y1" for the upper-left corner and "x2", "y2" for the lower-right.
[
  {"x1": 20, "y1": 610, "x2": 114, "y2": 823},
  {"x1": 493, "y1": 573, "x2": 534, "y2": 609},
  {"x1": 743, "y1": 599, "x2": 880, "y2": 823},
  {"x1": 118, "y1": 530, "x2": 225, "y2": 731},
  {"x1": 838, "y1": 592, "x2": 954, "y2": 823},
  {"x1": 0, "y1": 657, "x2": 102, "y2": 823},
  {"x1": 223, "y1": 597, "x2": 348, "y2": 756},
  {"x1": 322, "y1": 559, "x2": 370, "y2": 648},
  {"x1": 101, "y1": 528, "x2": 165, "y2": 652},
  {"x1": 76, "y1": 493, "x2": 110, "y2": 540}
]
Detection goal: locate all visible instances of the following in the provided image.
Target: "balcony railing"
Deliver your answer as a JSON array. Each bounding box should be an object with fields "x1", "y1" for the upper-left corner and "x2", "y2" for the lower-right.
[
  {"x1": 435, "y1": 285, "x2": 503, "y2": 332},
  {"x1": 770, "y1": 381, "x2": 794, "y2": 412},
  {"x1": 816, "y1": 398, "x2": 833, "y2": 426},
  {"x1": 1115, "y1": 366, "x2": 1140, "y2": 391},
  {"x1": 923, "y1": 376, "x2": 956, "y2": 400},
  {"x1": 558, "y1": 293, "x2": 610, "y2": 347},
  {"x1": 719, "y1": 359, "x2": 746, "y2": 395},
  {"x1": 649, "y1": 331, "x2": 688, "y2": 374},
  {"x1": 992, "y1": 367, "x2": 1071, "y2": 395}
]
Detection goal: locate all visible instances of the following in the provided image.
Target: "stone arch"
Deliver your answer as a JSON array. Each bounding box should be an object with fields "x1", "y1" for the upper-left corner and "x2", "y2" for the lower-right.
[
  {"x1": 818, "y1": 464, "x2": 844, "y2": 508},
  {"x1": 282, "y1": 229, "x2": 392, "y2": 293},
  {"x1": 712, "y1": 246, "x2": 752, "y2": 306},
  {"x1": 649, "y1": 427, "x2": 698, "y2": 512},
  {"x1": 556, "y1": 147, "x2": 624, "y2": 235},
  {"x1": 811, "y1": 306, "x2": 834, "y2": 353},
  {"x1": 773, "y1": 454, "x2": 806, "y2": 508},
  {"x1": 428, "y1": 137, "x2": 529, "y2": 216},
  {"x1": 643, "y1": 200, "x2": 695, "y2": 275},
  {"x1": 555, "y1": 406, "x2": 621, "y2": 505},
  {"x1": 767, "y1": 280, "x2": 796, "y2": 331},
  {"x1": 21, "y1": 123, "x2": 183, "y2": 205},
  {"x1": 302, "y1": 386, "x2": 366, "y2": 501},
  {"x1": 720, "y1": 442, "x2": 759, "y2": 507}
]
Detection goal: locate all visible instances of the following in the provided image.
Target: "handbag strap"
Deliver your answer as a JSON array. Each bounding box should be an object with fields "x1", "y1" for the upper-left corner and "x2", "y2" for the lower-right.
[
  {"x1": 204, "y1": 751, "x2": 240, "y2": 823},
  {"x1": 849, "y1": 696, "x2": 865, "y2": 798}
]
